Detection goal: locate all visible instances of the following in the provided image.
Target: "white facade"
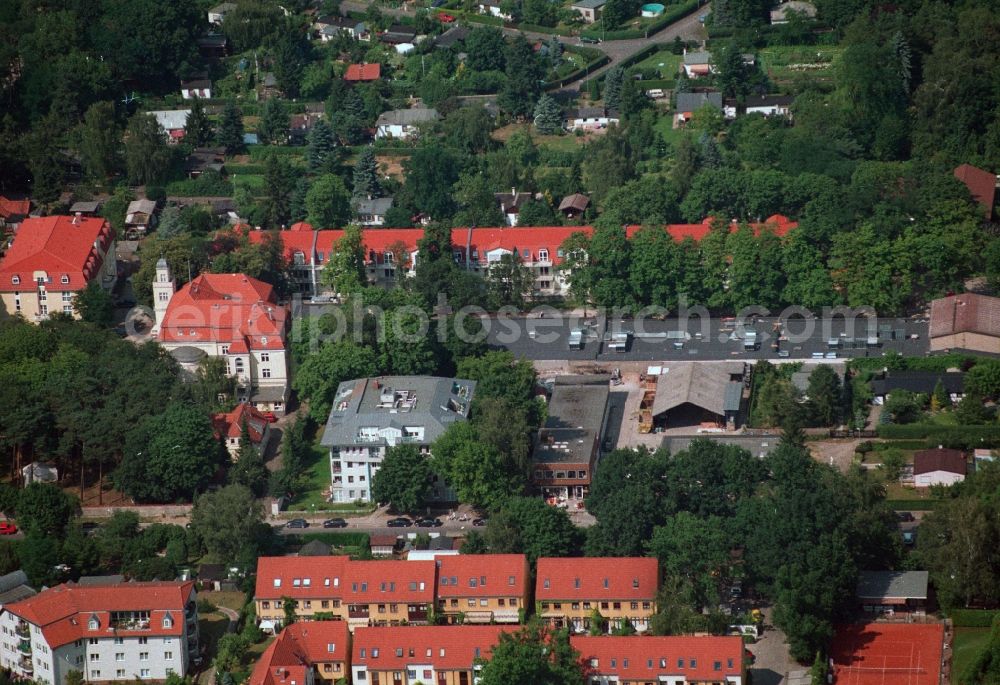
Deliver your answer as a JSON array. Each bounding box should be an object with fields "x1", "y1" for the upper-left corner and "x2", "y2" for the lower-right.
[
  {"x1": 181, "y1": 85, "x2": 212, "y2": 100},
  {"x1": 914, "y1": 470, "x2": 965, "y2": 487},
  {"x1": 0, "y1": 599, "x2": 198, "y2": 685}
]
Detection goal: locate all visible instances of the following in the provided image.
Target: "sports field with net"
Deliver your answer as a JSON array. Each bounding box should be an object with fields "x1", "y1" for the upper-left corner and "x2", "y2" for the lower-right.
[{"x1": 832, "y1": 624, "x2": 944, "y2": 685}]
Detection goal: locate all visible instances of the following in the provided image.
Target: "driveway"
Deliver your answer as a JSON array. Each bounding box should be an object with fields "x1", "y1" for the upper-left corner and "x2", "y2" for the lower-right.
[{"x1": 747, "y1": 608, "x2": 800, "y2": 685}]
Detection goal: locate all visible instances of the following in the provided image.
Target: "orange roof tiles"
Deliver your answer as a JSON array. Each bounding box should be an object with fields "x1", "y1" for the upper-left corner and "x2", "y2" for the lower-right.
[
  {"x1": 436, "y1": 554, "x2": 529, "y2": 598},
  {"x1": 158, "y1": 273, "x2": 287, "y2": 351},
  {"x1": 954, "y1": 163, "x2": 997, "y2": 215},
  {"x1": 250, "y1": 622, "x2": 350, "y2": 685},
  {"x1": 255, "y1": 556, "x2": 349, "y2": 601},
  {"x1": 353, "y1": 625, "x2": 512, "y2": 671},
  {"x1": 0, "y1": 215, "x2": 114, "y2": 292},
  {"x1": 571, "y1": 635, "x2": 745, "y2": 682},
  {"x1": 345, "y1": 63, "x2": 382, "y2": 81},
  {"x1": 213, "y1": 402, "x2": 270, "y2": 441},
  {"x1": 0, "y1": 196, "x2": 30, "y2": 221},
  {"x1": 343, "y1": 560, "x2": 435, "y2": 604},
  {"x1": 535, "y1": 557, "x2": 659, "y2": 601},
  {"x1": 5, "y1": 581, "x2": 195, "y2": 649}
]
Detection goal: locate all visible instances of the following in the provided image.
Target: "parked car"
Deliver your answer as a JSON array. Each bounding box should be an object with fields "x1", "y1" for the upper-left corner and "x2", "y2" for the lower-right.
[
  {"x1": 416, "y1": 518, "x2": 442, "y2": 528},
  {"x1": 437, "y1": 12, "x2": 456, "y2": 21},
  {"x1": 81, "y1": 522, "x2": 101, "y2": 536},
  {"x1": 286, "y1": 518, "x2": 309, "y2": 529},
  {"x1": 323, "y1": 518, "x2": 348, "y2": 528},
  {"x1": 0, "y1": 522, "x2": 17, "y2": 535},
  {"x1": 896, "y1": 511, "x2": 916, "y2": 522},
  {"x1": 387, "y1": 517, "x2": 412, "y2": 528},
  {"x1": 472, "y1": 518, "x2": 488, "y2": 527},
  {"x1": 260, "y1": 411, "x2": 278, "y2": 423}
]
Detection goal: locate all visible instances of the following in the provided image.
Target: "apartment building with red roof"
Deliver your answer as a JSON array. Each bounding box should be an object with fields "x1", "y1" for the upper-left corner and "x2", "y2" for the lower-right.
[
  {"x1": 929, "y1": 293, "x2": 1000, "y2": 354},
  {"x1": 254, "y1": 557, "x2": 436, "y2": 632},
  {"x1": 535, "y1": 557, "x2": 660, "y2": 634},
  {"x1": 0, "y1": 215, "x2": 116, "y2": 322},
  {"x1": 435, "y1": 554, "x2": 530, "y2": 624},
  {"x1": 152, "y1": 260, "x2": 289, "y2": 414},
  {"x1": 344, "y1": 63, "x2": 381, "y2": 82},
  {"x1": 351, "y1": 626, "x2": 512, "y2": 685},
  {"x1": 213, "y1": 402, "x2": 273, "y2": 460},
  {"x1": 572, "y1": 635, "x2": 746, "y2": 685},
  {"x1": 0, "y1": 581, "x2": 198, "y2": 685},
  {"x1": 247, "y1": 217, "x2": 797, "y2": 301},
  {"x1": 0, "y1": 195, "x2": 30, "y2": 232},
  {"x1": 249, "y1": 621, "x2": 350, "y2": 685}
]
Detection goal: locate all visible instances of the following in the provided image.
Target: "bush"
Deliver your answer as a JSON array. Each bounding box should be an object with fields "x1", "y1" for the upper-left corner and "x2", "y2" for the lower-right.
[
  {"x1": 951, "y1": 609, "x2": 1000, "y2": 627},
  {"x1": 145, "y1": 186, "x2": 166, "y2": 203},
  {"x1": 197, "y1": 597, "x2": 218, "y2": 614},
  {"x1": 875, "y1": 423, "x2": 1000, "y2": 446}
]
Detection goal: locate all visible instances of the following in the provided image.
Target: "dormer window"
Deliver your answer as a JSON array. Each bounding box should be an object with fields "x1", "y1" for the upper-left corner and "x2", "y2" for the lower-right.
[
  {"x1": 89, "y1": 617, "x2": 99, "y2": 630},
  {"x1": 384, "y1": 251, "x2": 394, "y2": 264},
  {"x1": 11, "y1": 276, "x2": 19, "y2": 285},
  {"x1": 632, "y1": 578, "x2": 639, "y2": 588},
  {"x1": 273, "y1": 579, "x2": 282, "y2": 588},
  {"x1": 61, "y1": 275, "x2": 69, "y2": 284},
  {"x1": 539, "y1": 249, "x2": 549, "y2": 261},
  {"x1": 261, "y1": 337, "x2": 268, "y2": 345},
  {"x1": 162, "y1": 616, "x2": 173, "y2": 629}
]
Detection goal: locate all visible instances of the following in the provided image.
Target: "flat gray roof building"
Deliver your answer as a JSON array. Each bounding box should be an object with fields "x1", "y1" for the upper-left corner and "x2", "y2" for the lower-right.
[
  {"x1": 857, "y1": 571, "x2": 929, "y2": 602},
  {"x1": 321, "y1": 376, "x2": 475, "y2": 449}
]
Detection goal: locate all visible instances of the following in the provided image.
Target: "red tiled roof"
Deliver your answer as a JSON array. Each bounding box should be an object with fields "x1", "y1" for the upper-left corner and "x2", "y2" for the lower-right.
[
  {"x1": 954, "y1": 163, "x2": 997, "y2": 215},
  {"x1": 249, "y1": 622, "x2": 350, "y2": 685},
  {"x1": 0, "y1": 196, "x2": 30, "y2": 221},
  {"x1": 345, "y1": 63, "x2": 382, "y2": 81},
  {"x1": 5, "y1": 581, "x2": 194, "y2": 649},
  {"x1": 626, "y1": 214, "x2": 797, "y2": 243},
  {"x1": 158, "y1": 273, "x2": 287, "y2": 351},
  {"x1": 0, "y1": 215, "x2": 114, "y2": 292},
  {"x1": 213, "y1": 402, "x2": 269, "y2": 441},
  {"x1": 571, "y1": 635, "x2": 745, "y2": 681},
  {"x1": 289, "y1": 222, "x2": 314, "y2": 231},
  {"x1": 343, "y1": 560, "x2": 435, "y2": 604},
  {"x1": 930, "y1": 293, "x2": 1000, "y2": 338},
  {"x1": 535, "y1": 557, "x2": 659, "y2": 601},
  {"x1": 255, "y1": 556, "x2": 349, "y2": 601},
  {"x1": 352, "y1": 626, "x2": 512, "y2": 671},
  {"x1": 913, "y1": 448, "x2": 967, "y2": 476},
  {"x1": 436, "y1": 554, "x2": 529, "y2": 598}
]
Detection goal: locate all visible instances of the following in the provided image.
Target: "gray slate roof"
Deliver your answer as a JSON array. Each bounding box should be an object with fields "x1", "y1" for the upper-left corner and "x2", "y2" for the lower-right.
[
  {"x1": 376, "y1": 108, "x2": 440, "y2": 127},
  {"x1": 856, "y1": 571, "x2": 929, "y2": 600},
  {"x1": 321, "y1": 376, "x2": 476, "y2": 448},
  {"x1": 299, "y1": 540, "x2": 333, "y2": 556},
  {"x1": 355, "y1": 196, "x2": 394, "y2": 216},
  {"x1": 572, "y1": 0, "x2": 608, "y2": 8},
  {"x1": 662, "y1": 435, "x2": 781, "y2": 459},
  {"x1": 0, "y1": 570, "x2": 35, "y2": 606},
  {"x1": 676, "y1": 91, "x2": 723, "y2": 112},
  {"x1": 683, "y1": 51, "x2": 712, "y2": 65},
  {"x1": 652, "y1": 362, "x2": 744, "y2": 418}
]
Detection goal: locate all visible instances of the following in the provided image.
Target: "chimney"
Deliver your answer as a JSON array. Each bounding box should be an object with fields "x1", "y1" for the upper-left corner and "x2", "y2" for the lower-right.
[
  {"x1": 72, "y1": 213, "x2": 80, "y2": 224},
  {"x1": 511, "y1": 186, "x2": 516, "y2": 197}
]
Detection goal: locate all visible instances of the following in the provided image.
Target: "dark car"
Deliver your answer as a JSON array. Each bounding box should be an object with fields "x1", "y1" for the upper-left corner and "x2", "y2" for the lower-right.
[
  {"x1": 472, "y1": 518, "x2": 488, "y2": 527},
  {"x1": 387, "y1": 517, "x2": 412, "y2": 528},
  {"x1": 323, "y1": 518, "x2": 348, "y2": 528},
  {"x1": 896, "y1": 511, "x2": 916, "y2": 522},
  {"x1": 416, "y1": 518, "x2": 442, "y2": 528},
  {"x1": 286, "y1": 518, "x2": 309, "y2": 529}
]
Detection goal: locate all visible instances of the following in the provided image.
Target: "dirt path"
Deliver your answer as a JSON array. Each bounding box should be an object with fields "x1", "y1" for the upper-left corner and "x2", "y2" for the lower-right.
[{"x1": 807, "y1": 439, "x2": 861, "y2": 472}]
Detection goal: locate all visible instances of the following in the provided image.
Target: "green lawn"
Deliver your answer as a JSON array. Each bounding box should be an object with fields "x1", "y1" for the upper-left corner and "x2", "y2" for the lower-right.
[
  {"x1": 758, "y1": 45, "x2": 844, "y2": 82},
  {"x1": 231, "y1": 174, "x2": 266, "y2": 192},
  {"x1": 196, "y1": 612, "x2": 231, "y2": 685},
  {"x1": 634, "y1": 49, "x2": 682, "y2": 78},
  {"x1": 285, "y1": 433, "x2": 377, "y2": 514},
  {"x1": 653, "y1": 112, "x2": 688, "y2": 147},
  {"x1": 953, "y1": 627, "x2": 990, "y2": 681}
]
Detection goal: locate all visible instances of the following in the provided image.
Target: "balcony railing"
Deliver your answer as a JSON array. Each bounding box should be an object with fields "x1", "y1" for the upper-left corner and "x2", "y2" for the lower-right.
[
  {"x1": 18, "y1": 639, "x2": 31, "y2": 655},
  {"x1": 110, "y1": 619, "x2": 151, "y2": 631},
  {"x1": 15, "y1": 623, "x2": 29, "y2": 637},
  {"x1": 348, "y1": 608, "x2": 370, "y2": 618}
]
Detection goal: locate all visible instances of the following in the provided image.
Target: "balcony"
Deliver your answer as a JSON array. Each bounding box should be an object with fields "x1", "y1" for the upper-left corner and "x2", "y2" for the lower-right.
[
  {"x1": 17, "y1": 639, "x2": 31, "y2": 655},
  {"x1": 15, "y1": 623, "x2": 29, "y2": 637},
  {"x1": 348, "y1": 608, "x2": 370, "y2": 619}
]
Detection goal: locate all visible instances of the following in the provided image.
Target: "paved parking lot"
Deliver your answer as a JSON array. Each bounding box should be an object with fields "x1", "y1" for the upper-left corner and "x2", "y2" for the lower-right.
[{"x1": 486, "y1": 315, "x2": 929, "y2": 361}]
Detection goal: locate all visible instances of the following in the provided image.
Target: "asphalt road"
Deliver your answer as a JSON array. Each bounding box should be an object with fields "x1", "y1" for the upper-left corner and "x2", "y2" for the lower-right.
[
  {"x1": 482, "y1": 314, "x2": 930, "y2": 361},
  {"x1": 275, "y1": 520, "x2": 484, "y2": 537},
  {"x1": 340, "y1": 0, "x2": 709, "y2": 89}
]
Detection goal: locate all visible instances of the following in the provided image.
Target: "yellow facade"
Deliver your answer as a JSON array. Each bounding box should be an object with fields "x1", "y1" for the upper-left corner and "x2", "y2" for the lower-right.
[
  {"x1": 365, "y1": 668, "x2": 477, "y2": 685},
  {"x1": 537, "y1": 597, "x2": 656, "y2": 632},
  {"x1": 437, "y1": 594, "x2": 524, "y2": 623},
  {"x1": 2, "y1": 290, "x2": 80, "y2": 320}
]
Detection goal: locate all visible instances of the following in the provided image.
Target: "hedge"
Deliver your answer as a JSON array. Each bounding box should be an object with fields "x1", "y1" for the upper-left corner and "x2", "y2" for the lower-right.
[
  {"x1": 248, "y1": 146, "x2": 308, "y2": 162},
  {"x1": 886, "y1": 499, "x2": 938, "y2": 511},
  {"x1": 165, "y1": 177, "x2": 234, "y2": 197},
  {"x1": 293, "y1": 532, "x2": 371, "y2": 548},
  {"x1": 543, "y1": 52, "x2": 610, "y2": 89},
  {"x1": 951, "y1": 609, "x2": 1000, "y2": 628},
  {"x1": 848, "y1": 352, "x2": 979, "y2": 373},
  {"x1": 226, "y1": 164, "x2": 267, "y2": 175},
  {"x1": 875, "y1": 423, "x2": 1000, "y2": 447}
]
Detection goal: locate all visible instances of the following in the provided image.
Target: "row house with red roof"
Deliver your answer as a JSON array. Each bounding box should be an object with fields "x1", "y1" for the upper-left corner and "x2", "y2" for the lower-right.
[
  {"x1": 213, "y1": 402, "x2": 274, "y2": 460},
  {"x1": 435, "y1": 554, "x2": 530, "y2": 625},
  {"x1": 249, "y1": 216, "x2": 796, "y2": 302},
  {"x1": 352, "y1": 625, "x2": 513, "y2": 685},
  {"x1": 572, "y1": 635, "x2": 746, "y2": 685},
  {"x1": 536, "y1": 557, "x2": 660, "y2": 634},
  {"x1": 152, "y1": 260, "x2": 290, "y2": 415},
  {"x1": 249, "y1": 621, "x2": 350, "y2": 685},
  {"x1": 0, "y1": 215, "x2": 117, "y2": 322},
  {"x1": 0, "y1": 580, "x2": 199, "y2": 685},
  {"x1": 254, "y1": 558, "x2": 437, "y2": 633}
]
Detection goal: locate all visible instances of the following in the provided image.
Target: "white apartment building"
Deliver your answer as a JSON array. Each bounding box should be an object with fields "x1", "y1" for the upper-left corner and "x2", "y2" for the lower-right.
[
  {"x1": 0, "y1": 581, "x2": 198, "y2": 685},
  {"x1": 320, "y1": 377, "x2": 476, "y2": 503}
]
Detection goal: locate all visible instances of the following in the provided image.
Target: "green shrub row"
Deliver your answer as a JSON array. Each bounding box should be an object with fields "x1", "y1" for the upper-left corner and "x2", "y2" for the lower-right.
[
  {"x1": 951, "y1": 609, "x2": 1000, "y2": 627},
  {"x1": 248, "y1": 146, "x2": 308, "y2": 161},
  {"x1": 544, "y1": 53, "x2": 611, "y2": 89},
  {"x1": 226, "y1": 164, "x2": 267, "y2": 175},
  {"x1": 876, "y1": 423, "x2": 1000, "y2": 447},
  {"x1": 295, "y1": 531, "x2": 371, "y2": 548},
  {"x1": 848, "y1": 352, "x2": 979, "y2": 373},
  {"x1": 165, "y1": 177, "x2": 234, "y2": 197}
]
